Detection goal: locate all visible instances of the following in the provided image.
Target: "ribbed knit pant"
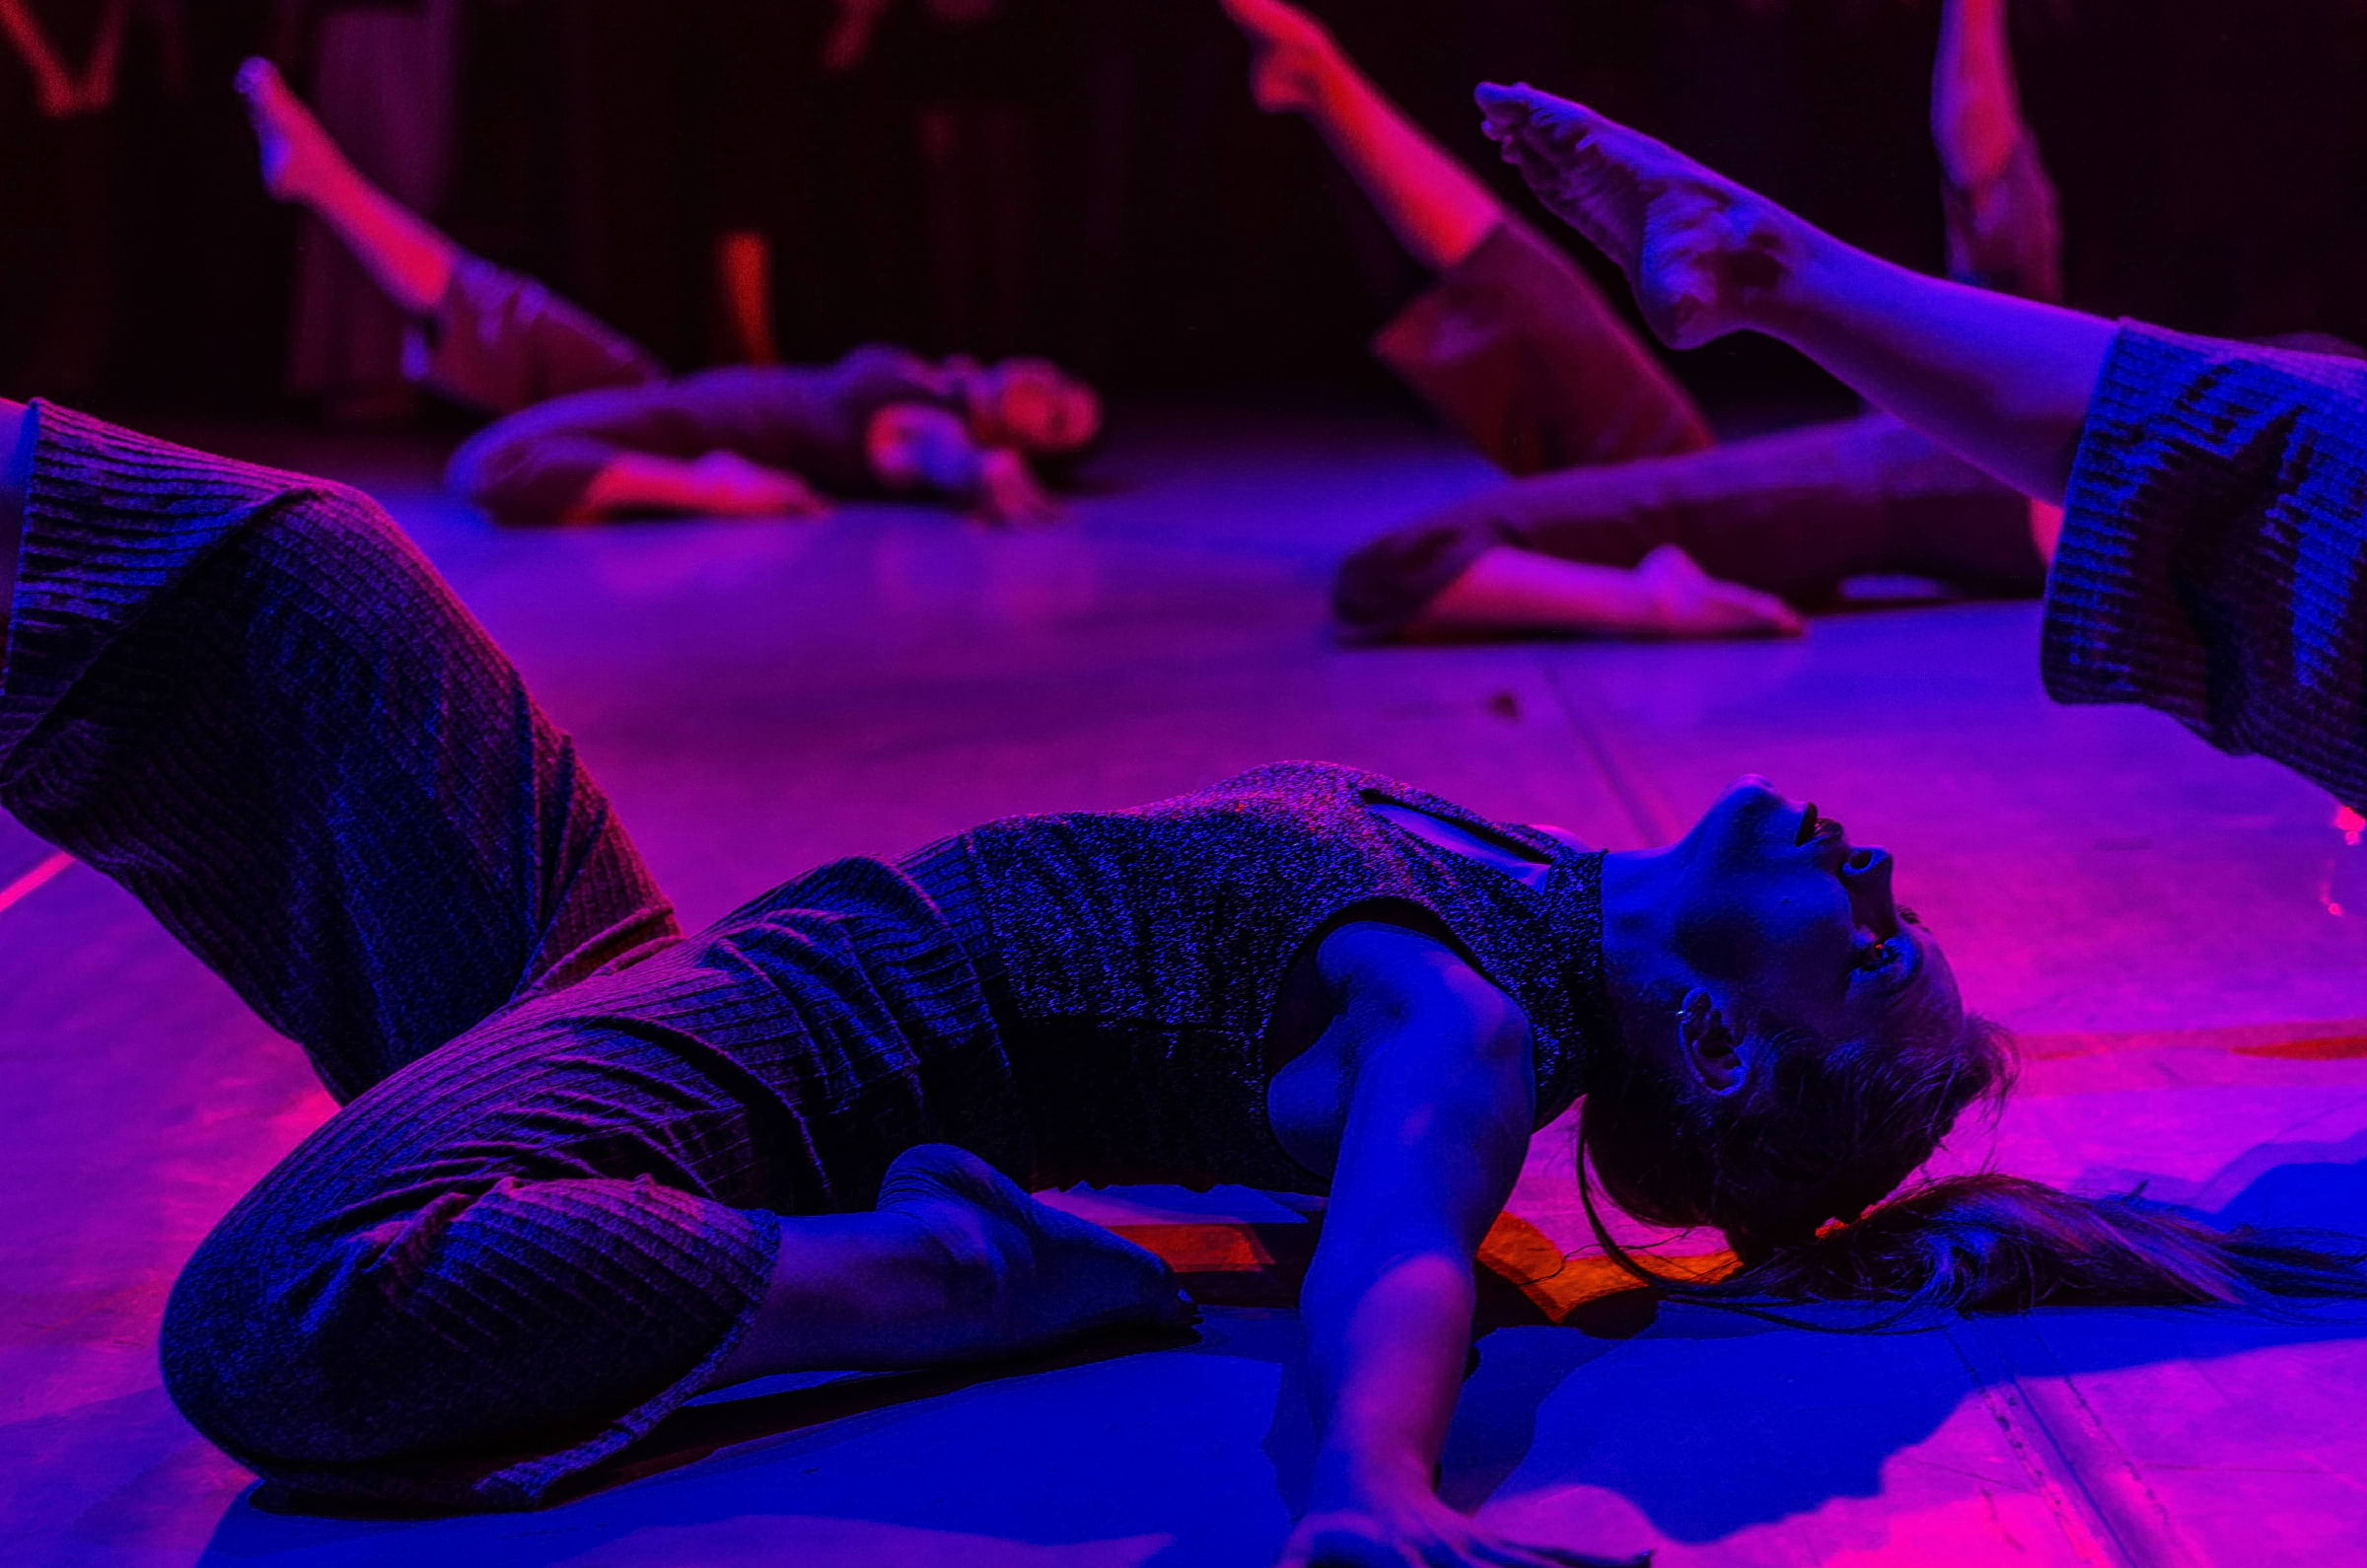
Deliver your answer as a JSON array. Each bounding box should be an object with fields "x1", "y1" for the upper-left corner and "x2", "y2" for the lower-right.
[{"x1": 0, "y1": 403, "x2": 1018, "y2": 1511}]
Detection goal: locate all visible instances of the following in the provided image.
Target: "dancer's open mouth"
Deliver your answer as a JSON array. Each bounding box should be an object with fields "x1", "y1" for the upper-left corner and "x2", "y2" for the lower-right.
[{"x1": 1795, "y1": 802, "x2": 1844, "y2": 850}]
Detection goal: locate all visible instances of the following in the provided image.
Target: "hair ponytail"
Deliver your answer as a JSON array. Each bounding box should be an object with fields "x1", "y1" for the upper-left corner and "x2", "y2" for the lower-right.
[
  {"x1": 1664, "y1": 1173, "x2": 2367, "y2": 1324},
  {"x1": 1575, "y1": 1006, "x2": 2367, "y2": 1327}
]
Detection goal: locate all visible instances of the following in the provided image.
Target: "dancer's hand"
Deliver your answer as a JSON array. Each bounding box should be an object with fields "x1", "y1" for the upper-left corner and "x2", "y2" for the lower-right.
[
  {"x1": 971, "y1": 448, "x2": 1061, "y2": 527},
  {"x1": 1274, "y1": 1486, "x2": 1647, "y2": 1568},
  {"x1": 683, "y1": 451, "x2": 831, "y2": 519}
]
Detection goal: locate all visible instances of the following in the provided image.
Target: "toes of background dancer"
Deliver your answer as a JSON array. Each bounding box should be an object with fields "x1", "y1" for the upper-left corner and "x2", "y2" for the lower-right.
[
  {"x1": 1714, "y1": 582, "x2": 1807, "y2": 637},
  {"x1": 1474, "y1": 81, "x2": 1532, "y2": 141},
  {"x1": 1475, "y1": 81, "x2": 1581, "y2": 138},
  {"x1": 1639, "y1": 545, "x2": 1804, "y2": 637}
]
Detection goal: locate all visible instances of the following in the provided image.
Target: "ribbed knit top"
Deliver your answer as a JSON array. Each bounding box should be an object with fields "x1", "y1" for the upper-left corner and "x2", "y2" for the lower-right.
[
  {"x1": 902, "y1": 761, "x2": 1614, "y2": 1193},
  {"x1": 2044, "y1": 322, "x2": 2367, "y2": 809}
]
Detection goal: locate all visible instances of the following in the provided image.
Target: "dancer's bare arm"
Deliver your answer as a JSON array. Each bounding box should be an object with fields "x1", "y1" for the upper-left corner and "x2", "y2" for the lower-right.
[
  {"x1": 1266, "y1": 924, "x2": 1639, "y2": 1568},
  {"x1": 1475, "y1": 82, "x2": 2112, "y2": 510}
]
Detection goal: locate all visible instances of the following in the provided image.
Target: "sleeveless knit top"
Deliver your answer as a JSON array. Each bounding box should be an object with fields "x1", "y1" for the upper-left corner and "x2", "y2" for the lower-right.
[{"x1": 900, "y1": 761, "x2": 1614, "y2": 1192}]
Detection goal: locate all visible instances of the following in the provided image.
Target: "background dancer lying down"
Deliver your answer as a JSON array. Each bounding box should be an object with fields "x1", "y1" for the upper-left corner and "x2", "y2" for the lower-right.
[
  {"x1": 0, "y1": 403, "x2": 2357, "y2": 1567},
  {"x1": 1474, "y1": 79, "x2": 2367, "y2": 814},
  {"x1": 235, "y1": 58, "x2": 1100, "y2": 527},
  {"x1": 1225, "y1": 0, "x2": 2062, "y2": 642}
]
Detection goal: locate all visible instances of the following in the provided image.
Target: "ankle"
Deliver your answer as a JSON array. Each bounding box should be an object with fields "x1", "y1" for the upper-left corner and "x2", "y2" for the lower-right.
[
  {"x1": 881, "y1": 1197, "x2": 1011, "y2": 1318},
  {"x1": 1730, "y1": 207, "x2": 1839, "y2": 343}
]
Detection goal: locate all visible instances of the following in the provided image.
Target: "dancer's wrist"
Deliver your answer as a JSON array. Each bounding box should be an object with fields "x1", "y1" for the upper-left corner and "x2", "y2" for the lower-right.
[{"x1": 1307, "y1": 1442, "x2": 1433, "y2": 1512}]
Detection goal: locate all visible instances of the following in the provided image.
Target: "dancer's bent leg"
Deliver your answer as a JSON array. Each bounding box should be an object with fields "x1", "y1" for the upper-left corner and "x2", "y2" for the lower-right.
[
  {"x1": 166, "y1": 880, "x2": 1184, "y2": 1511},
  {"x1": 237, "y1": 58, "x2": 663, "y2": 413},
  {"x1": 1480, "y1": 81, "x2": 2367, "y2": 807},
  {"x1": 1223, "y1": 0, "x2": 1710, "y2": 472},
  {"x1": 1374, "y1": 220, "x2": 1717, "y2": 475},
  {"x1": 0, "y1": 400, "x2": 677, "y2": 1100},
  {"x1": 1335, "y1": 414, "x2": 2039, "y2": 641}
]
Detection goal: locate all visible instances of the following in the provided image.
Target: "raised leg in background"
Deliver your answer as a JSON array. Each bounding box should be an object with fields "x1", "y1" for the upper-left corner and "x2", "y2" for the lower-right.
[
  {"x1": 1476, "y1": 82, "x2": 2112, "y2": 509},
  {"x1": 237, "y1": 56, "x2": 456, "y2": 318},
  {"x1": 1221, "y1": 0, "x2": 1501, "y2": 272},
  {"x1": 1932, "y1": 0, "x2": 2065, "y2": 305},
  {"x1": 714, "y1": 229, "x2": 781, "y2": 366},
  {"x1": 1933, "y1": 0, "x2": 2026, "y2": 194}
]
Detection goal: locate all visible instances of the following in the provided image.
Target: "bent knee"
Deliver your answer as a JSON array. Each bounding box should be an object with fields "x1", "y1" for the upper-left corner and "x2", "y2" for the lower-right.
[{"x1": 161, "y1": 1174, "x2": 766, "y2": 1505}]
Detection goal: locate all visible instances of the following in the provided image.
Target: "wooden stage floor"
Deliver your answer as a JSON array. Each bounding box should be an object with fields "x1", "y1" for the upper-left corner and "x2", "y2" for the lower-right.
[{"x1": 5, "y1": 404, "x2": 2365, "y2": 1566}]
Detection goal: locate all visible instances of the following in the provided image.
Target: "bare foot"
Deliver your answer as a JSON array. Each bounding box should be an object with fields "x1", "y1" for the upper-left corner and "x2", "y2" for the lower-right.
[
  {"x1": 1474, "y1": 81, "x2": 1806, "y2": 349},
  {"x1": 1407, "y1": 543, "x2": 1801, "y2": 642},
  {"x1": 682, "y1": 451, "x2": 832, "y2": 519},
  {"x1": 1220, "y1": 0, "x2": 1340, "y2": 114},
  {"x1": 235, "y1": 57, "x2": 352, "y2": 206},
  {"x1": 878, "y1": 1145, "x2": 1195, "y2": 1358},
  {"x1": 1636, "y1": 544, "x2": 1804, "y2": 637}
]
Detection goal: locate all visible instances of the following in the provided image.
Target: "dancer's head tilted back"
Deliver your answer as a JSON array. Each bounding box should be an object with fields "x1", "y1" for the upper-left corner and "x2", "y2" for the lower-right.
[
  {"x1": 1590, "y1": 778, "x2": 1989, "y2": 1249},
  {"x1": 1588, "y1": 778, "x2": 2367, "y2": 1318},
  {"x1": 967, "y1": 358, "x2": 1104, "y2": 458}
]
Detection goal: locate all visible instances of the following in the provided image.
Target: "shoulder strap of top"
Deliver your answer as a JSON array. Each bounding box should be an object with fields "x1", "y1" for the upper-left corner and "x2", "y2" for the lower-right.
[{"x1": 1239, "y1": 760, "x2": 1582, "y2": 868}]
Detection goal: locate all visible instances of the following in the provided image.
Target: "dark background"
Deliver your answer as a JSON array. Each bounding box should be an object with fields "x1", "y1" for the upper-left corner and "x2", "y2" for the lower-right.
[{"x1": 6, "y1": 0, "x2": 2366, "y2": 421}]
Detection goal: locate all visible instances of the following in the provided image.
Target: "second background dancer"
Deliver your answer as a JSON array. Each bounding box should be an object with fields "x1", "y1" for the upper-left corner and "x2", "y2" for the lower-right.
[
  {"x1": 1225, "y1": 0, "x2": 2062, "y2": 642},
  {"x1": 236, "y1": 57, "x2": 1102, "y2": 528}
]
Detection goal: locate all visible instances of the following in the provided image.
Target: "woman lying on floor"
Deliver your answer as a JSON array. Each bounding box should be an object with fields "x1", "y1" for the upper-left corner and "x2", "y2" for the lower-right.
[
  {"x1": 0, "y1": 397, "x2": 2358, "y2": 1567},
  {"x1": 1222, "y1": 0, "x2": 2078, "y2": 643},
  {"x1": 234, "y1": 58, "x2": 1100, "y2": 527}
]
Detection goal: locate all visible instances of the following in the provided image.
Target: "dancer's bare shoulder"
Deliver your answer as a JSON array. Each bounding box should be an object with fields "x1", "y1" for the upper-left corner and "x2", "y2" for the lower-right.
[{"x1": 1265, "y1": 922, "x2": 1529, "y2": 1177}]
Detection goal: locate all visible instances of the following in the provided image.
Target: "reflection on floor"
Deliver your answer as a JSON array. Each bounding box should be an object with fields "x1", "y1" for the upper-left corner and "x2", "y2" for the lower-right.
[{"x1": 4, "y1": 406, "x2": 2365, "y2": 1566}]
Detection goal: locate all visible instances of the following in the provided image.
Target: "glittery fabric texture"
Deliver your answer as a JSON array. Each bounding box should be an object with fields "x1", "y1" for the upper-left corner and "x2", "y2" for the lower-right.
[
  {"x1": 0, "y1": 406, "x2": 1613, "y2": 1512},
  {"x1": 908, "y1": 760, "x2": 1615, "y2": 1192},
  {"x1": 2045, "y1": 323, "x2": 2367, "y2": 808}
]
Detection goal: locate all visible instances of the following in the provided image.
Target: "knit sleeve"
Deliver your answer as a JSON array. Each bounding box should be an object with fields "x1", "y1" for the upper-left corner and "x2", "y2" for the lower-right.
[{"x1": 2042, "y1": 322, "x2": 2367, "y2": 806}]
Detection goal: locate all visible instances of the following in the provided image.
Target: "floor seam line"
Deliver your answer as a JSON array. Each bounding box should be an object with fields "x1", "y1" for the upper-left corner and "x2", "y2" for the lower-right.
[
  {"x1": 0, "y1": 850, "x2": 74, "y2": 920},
  {"x1": 1535, "y1": 656, "x2": 1675, "y2": 845}
]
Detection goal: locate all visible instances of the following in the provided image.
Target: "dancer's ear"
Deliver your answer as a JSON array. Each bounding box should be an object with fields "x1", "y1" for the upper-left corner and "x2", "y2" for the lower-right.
[{"x1": 1676, "y1": 988, "x2": 1750, "y2": 1096}]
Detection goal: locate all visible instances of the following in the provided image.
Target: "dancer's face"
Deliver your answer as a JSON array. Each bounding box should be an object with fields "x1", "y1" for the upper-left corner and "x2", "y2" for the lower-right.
[
  {"x1": 974, "y1": 360, "x2": 1103, "y2": 456},
  {"x1": 1659, "y1": 776, "x2": 1958, "y2": 1051}
]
